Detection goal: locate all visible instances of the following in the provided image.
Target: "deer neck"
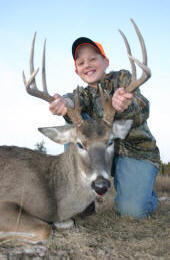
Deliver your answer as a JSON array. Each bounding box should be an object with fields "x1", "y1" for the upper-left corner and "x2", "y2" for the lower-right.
[{"x1": 51, "y1": 144, "x2": 96, "y2": 221}]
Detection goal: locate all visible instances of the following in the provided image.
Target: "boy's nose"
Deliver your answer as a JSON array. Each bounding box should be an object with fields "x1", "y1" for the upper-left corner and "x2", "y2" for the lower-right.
[{"x1": 84, "y1": 60, "x2": 92, "y2": 68}]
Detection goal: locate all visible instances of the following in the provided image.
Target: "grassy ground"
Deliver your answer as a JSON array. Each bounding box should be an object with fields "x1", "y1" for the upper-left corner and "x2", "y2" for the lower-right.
[{"x1": 0, "y1": 175, "x2": 170, "y2": 259}]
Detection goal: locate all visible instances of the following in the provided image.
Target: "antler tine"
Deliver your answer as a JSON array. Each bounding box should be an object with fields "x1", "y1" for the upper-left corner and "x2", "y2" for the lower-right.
[
  {"x1": 99, "y1": 84, "x2": 116, "y2": 126},
  {"x1": 119, "y1": 29, "x2": 136, "y2": 81},
  {"x1": 42, "y1": 39, "x2": 49, "y2": 95},
  {"x1": 30, "y1": 32, "x2": 38, "y2": 90},
  {"x1": 119, "y1": 19, "x2": 151, "y2": 93},
  {"x1": 129, "y1": 19, "x2": 151, "y2": 81},
  {"x1": 66, "y1": 86, "x2": 84, "y2": 128},
  {"x1": 131, "y1": 19, "x2": 147, "y2": 65},
  {"x1": 23, "y1": 33, "x2": 54, "y2": 103}
]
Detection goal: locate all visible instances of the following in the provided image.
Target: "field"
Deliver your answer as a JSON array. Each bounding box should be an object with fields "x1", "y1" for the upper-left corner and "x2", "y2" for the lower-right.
[{"x1": 0, "y1": 174, "x2": 169, "y2": 260}]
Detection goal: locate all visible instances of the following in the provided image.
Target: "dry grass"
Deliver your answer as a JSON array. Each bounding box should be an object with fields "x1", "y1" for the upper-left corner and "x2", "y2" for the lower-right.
[
  {"x1": 155, "y1": 174, "x2": 170, "y2": 195},
  {"x1": 0, "y1": 176, "x2": 170, "y2": 260}
]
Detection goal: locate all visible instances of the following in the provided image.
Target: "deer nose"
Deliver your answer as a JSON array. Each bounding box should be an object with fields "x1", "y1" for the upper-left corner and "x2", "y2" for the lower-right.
[{"x1": 91, "y1": 177, "x2": 111, "y2": 196}]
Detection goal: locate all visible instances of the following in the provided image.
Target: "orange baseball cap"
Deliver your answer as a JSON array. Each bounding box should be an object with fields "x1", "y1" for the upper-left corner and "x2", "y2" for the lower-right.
[{"x1": 72, "y1": 37, "x2": 107, "y2": 61}]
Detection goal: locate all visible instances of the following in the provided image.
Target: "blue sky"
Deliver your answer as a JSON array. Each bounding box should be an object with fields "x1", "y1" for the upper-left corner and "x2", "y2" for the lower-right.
[{"x1": 0, "y1": 0, "x2": 170, "y2": 162}]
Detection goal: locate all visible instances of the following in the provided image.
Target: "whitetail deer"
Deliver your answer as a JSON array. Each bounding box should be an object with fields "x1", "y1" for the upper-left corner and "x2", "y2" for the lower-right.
[{"x1": 0, "y1": 19, "x2": 151, "y2": 244}]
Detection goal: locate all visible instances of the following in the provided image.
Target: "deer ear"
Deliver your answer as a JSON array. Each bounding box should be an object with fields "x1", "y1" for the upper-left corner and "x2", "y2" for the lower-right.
[
  {"x1": 38, "y1": 125, "x2": 76, "y2": 144},
  {"x1": 112, "y1": 119, "x2": 133, "y2": 139}
]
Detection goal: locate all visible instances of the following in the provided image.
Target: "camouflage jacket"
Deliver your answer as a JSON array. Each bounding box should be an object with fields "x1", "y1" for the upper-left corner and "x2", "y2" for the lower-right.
[{"x1": 63, "y1": 70, "x2": 160, "y2": 167}]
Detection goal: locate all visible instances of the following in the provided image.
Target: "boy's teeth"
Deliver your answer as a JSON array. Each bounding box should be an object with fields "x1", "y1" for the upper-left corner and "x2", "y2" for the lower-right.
[{"x1": 87, "y1": 70, "x2": 94, "y2": 76}]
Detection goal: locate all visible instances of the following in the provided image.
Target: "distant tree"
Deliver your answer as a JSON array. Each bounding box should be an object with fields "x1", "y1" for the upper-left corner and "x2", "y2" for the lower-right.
[
  {"x1": 34, "y1": 140, "x2": 47, "y2": 154},
  {"x1": 160, "y1": 160, "x2": 170, "y2": 176}
]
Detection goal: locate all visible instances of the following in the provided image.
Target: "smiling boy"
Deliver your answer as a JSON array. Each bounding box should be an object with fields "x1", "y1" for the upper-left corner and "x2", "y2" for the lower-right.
[{"x1": 49, "y1": 37, "x2": 160, "y2": 219}]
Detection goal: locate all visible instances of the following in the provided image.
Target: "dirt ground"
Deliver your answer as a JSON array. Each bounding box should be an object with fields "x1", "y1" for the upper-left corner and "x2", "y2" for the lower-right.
[{"x1": 0, "y1": 181, "x2": 169, "y2": 260}]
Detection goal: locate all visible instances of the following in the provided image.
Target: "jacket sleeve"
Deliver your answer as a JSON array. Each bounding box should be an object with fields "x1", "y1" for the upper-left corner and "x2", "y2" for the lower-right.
[
  {"x1": 113, "y1": 70, "x2": 150, "y2": 127},
  {"x1": 62, "y1": 90, "x2": 75, "y2": 124}
]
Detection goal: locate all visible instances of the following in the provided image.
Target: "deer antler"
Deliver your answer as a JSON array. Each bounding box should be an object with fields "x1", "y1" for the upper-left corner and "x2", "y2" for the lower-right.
[
  {"x1": 119, "y1": 19, "x2": 151, "y2": 93},
  {"x1": 100, "y1": 19, "x2": 151, "y2": 126},
  {"x1": 23, "y1": 34, "x2": 84, "y2": 128},
  {"x1": 66, "y1": 86, "x2": 84, "y2": 128},
  {"x1": 98, "y1": 84, "x2": 116, "y2": 126},
  {"x1": 23, "y1": 33, "x2": 54, "y2": 103}
]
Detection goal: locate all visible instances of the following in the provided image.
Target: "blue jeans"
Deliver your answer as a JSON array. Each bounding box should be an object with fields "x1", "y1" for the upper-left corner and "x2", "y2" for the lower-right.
[{"x1": 113, "y1": 155, "x2": 158, "y2": 219}]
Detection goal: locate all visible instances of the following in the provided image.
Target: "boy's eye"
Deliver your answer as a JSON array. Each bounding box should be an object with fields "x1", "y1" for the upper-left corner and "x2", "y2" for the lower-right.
[{"x1": 77, "y1": 61, "x2": 84, "y2": 66}]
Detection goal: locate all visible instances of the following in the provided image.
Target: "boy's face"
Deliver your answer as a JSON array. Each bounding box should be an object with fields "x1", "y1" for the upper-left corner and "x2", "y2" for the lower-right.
[{"x1": 75, "y1": 45, "x2": 109, "y2": 88}]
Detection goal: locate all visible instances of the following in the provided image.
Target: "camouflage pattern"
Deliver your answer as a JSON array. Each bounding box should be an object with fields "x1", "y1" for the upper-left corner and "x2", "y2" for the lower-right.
[{"x1": 63, "y1": 70, "x2": 160, "y2": 167}]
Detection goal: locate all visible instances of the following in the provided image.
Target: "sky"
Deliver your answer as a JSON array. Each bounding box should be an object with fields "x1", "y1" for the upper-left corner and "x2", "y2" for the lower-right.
[{"x1": 0, "y1": 0, "x2": 170, "y2": 163}]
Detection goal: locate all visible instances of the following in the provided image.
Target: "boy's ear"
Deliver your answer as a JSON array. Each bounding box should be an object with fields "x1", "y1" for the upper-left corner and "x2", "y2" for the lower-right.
[{"x1": 104, "y1": 58, "x2": 109, "y2": 69}]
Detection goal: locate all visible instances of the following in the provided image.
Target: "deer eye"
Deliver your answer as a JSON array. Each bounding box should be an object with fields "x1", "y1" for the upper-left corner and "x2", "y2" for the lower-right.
[
  {"x1": 108, "y1": 140, "x2": 113, "y2": 146},
  {"x1": 77, "y1": 142, "x2": 84, "y2": 149}
]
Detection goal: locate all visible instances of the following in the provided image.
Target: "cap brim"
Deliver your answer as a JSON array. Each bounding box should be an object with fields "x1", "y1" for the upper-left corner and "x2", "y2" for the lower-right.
[{"x1": 72, "y1": 37, "x2": 99, "y2": 60}]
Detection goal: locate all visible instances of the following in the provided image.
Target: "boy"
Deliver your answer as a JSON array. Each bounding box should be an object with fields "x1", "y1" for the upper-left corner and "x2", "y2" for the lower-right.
[{"x1": 49, "y1": 37, "x2": 160, "y2": 219}]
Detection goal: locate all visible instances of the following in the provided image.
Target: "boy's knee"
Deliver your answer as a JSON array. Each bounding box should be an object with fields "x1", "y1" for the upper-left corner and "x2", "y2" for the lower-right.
[{"x1": 116, "y1": 200, "x2": 148, "y2": 219}]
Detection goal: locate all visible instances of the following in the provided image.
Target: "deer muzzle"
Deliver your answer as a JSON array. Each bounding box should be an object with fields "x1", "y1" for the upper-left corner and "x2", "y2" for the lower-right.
[{"x1": 91, "y1": 176, "x2": 111, "y2": 196}]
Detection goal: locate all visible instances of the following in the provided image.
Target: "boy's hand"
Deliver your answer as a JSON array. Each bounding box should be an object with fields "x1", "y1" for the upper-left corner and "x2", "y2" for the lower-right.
[
  {"x1": 49, "y1": 94, "x2": 67, "y2": 116},
  {"x1": 112, "y1": 87, "x2": 133, "y2": 112}
]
